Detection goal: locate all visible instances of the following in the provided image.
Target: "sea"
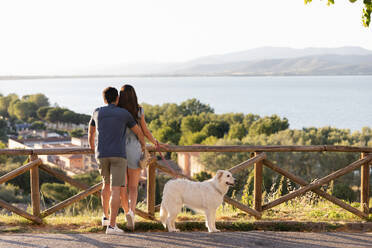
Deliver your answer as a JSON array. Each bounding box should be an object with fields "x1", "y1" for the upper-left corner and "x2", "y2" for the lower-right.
[{"x1": 1, "y1": 75, "x2": 371, "y2": 131}]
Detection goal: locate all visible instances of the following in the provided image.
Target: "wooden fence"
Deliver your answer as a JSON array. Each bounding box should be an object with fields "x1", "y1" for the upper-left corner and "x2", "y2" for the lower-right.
[{"x1": 0, "y1": 145, "x2": 371, "y2": 224}]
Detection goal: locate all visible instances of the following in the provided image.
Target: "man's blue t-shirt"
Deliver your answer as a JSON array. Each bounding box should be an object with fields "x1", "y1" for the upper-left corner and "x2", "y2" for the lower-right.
[{"x1": 89, "y1": 104, "x2": 136, "y2": 159}]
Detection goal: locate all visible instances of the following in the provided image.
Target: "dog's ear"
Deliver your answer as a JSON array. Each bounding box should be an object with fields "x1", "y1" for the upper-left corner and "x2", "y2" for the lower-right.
[{"x1": 216, "y1": 170, "x2": 224, "y2": 181}]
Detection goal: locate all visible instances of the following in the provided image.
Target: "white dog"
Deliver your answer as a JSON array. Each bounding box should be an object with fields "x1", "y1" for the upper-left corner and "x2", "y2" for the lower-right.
[{"x1": 160, "y1": 170, "x2": 235, "y2": 232}]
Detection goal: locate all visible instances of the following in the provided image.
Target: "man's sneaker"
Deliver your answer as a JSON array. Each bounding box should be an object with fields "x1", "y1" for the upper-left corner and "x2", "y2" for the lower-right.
[
  {"x1": 126, "y1": 210, "x2": 135, "y2": 231},
  {"x1": 106, "y1": 225, "x2": 124, "y2": 235},
  {"x1": 102, "y1": 216, "x2": 109, "y2": 226}
]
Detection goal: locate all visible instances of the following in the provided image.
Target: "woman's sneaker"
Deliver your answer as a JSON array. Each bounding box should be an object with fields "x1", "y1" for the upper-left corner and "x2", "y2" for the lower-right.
[
  {"x1": 106, "y1": 225, "x2": 124, "y2": 235},
  {"x1": 126, "y1": 210, "x2": 135, "y2": 231},
  {"x1": 102, "y1": 216, "x2": 109, "y2": 226}
]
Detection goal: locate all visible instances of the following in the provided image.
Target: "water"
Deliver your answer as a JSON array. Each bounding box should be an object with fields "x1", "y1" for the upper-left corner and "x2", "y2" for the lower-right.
[{"x1": 1, "y1": 76, "x2": 371, "y2": 130}]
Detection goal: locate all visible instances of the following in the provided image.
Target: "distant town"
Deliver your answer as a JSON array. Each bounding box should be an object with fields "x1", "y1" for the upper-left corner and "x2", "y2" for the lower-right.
[{"x1": 7, "y1": 123, "x2": 97, "y2": 176}]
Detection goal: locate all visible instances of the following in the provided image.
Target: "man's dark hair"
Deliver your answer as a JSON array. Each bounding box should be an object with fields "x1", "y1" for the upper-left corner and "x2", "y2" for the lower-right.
[{"x1": 103, "y1": 87, "x2": 118, "y2": 104}]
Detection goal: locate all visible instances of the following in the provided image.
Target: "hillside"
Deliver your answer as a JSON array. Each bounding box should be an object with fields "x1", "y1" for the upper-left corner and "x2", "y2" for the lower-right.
[
  {"x1": 2, "y1": 46, "x2": 372, "y2": 78},
  {"x1": 170, "y1": 54, "x2": 372, "y2": 76}
]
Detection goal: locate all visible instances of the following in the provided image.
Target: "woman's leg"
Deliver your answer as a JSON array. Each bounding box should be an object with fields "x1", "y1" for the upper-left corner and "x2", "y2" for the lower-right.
[
  {"x1": 120, "y1": 169, "x2": 129, "y2": 213},
  {"x1": 127, "y1": 167, "x2": 142, "y2": 212}
]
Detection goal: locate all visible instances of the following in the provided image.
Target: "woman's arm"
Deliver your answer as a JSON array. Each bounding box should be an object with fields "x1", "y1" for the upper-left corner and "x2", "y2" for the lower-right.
[
  {"x1": 139, "y1": 111, "x2": 169, "y2": 149},
  {"x1": 140, "y1": 114, "x2": 158, "y2": 145},
  {"x1": 130, "y1": 124, "x2": 146, "y2": 151}
]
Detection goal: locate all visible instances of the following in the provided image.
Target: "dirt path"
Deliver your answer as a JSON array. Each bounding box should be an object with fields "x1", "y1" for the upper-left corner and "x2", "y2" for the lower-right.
[{"x1": 0, "y1": 231, "x2": 372, "y2": 248}]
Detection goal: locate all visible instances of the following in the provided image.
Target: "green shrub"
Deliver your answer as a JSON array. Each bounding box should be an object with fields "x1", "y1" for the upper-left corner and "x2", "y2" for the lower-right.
[{"x1": 332, "y1": 183, "x2": 357, "y2": 202}]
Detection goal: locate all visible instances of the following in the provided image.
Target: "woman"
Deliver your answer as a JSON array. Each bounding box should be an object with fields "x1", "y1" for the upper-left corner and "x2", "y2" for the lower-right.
[{"x1": 117, "y1": 84, "x2": 167, "y2": 230}]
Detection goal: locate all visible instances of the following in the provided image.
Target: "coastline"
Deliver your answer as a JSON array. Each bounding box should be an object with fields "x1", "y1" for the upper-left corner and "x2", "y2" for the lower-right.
[{"x1": 1, "y1": 73, "x2": 372, "y2": 80}]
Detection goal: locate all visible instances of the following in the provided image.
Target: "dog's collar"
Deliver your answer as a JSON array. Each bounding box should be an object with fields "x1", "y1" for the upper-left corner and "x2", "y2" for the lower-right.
[{"x1": 211, "y1": 183, "x2": 224, "y2": 196}]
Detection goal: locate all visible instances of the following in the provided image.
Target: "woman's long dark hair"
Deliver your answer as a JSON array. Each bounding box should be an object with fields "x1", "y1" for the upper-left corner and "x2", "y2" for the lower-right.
[{"x1": 118, "y1": 84, "x2": 140, "y2": 123}]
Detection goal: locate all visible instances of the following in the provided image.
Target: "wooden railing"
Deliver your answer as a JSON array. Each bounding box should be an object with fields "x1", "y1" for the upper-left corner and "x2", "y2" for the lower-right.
[{"x1": 0, "y1": 145, "x2": 371, "y2": 224}]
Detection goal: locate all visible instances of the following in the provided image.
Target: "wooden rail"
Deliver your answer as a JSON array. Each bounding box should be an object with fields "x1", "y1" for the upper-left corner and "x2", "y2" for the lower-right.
[
  {"x1": 1, "y1": 145, "x2": 372, "y2": 155},
  {"x1": 0, "y1": 145, "x2": 370, "y2": 224}
]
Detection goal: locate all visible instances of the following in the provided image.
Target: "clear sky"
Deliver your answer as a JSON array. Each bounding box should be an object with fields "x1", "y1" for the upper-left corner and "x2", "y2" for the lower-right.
[{"x1": 0, "y1": 0, "x2": 371, "y2": 74}]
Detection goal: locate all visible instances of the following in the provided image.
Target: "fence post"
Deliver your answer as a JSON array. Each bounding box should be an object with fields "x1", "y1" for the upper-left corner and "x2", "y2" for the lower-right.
[
  {"x1": 147, "y1": 162, "x2": 156, "y2": 216},
  {"x1": 254, "y1": 152, "x2": 263, "y2": 217},
  {"x1": 361, "y1": 152, "x2": 370, "y2": 215},
  {"x1": 29, "y1": 154, "x2": 40, "y2": 218}
]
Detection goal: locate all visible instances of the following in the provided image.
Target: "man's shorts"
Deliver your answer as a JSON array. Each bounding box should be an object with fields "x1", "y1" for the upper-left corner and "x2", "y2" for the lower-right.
[{"x1": 97, "y1": 157, "x2": 127, "y2": 187}]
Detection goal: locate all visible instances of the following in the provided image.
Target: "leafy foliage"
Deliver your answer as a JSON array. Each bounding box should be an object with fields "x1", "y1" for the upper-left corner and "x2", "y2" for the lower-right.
[
  {"x1": 305, "y1": 0, "x2": 372, "y2": 27},
  {"x1": 0, "y1": 120, "x2": 8, "y2": 142},
  {"x1": 193, "y1": 171, "x2": 212, "y2": 182},
  {"x1": 179, "y1": 98, "x2": 214, "y2": 116},
  {"x1": 0, "y1": 93, "x2": 90, "y2": 125},
  {"x1": 30, "y1": 121, "x2": 46, "y2": 130},
  {"x1": 69, "y1": 128, "x2": 85, "y2": 138},
  {"x1": 140, "y1": 99, "x2": 371, "y2": 203},
  {"x1": 0, "y1": 184, "x2": 28, "y2": 203},
  {"x1": 40, "y1": 171, "x2": 101, "y2": 213}
]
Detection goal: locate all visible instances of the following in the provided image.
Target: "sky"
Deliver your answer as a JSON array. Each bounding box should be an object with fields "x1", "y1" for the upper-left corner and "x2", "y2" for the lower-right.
[{"x1": 0, "y1": 0, "x2": 371, "y2": 74}]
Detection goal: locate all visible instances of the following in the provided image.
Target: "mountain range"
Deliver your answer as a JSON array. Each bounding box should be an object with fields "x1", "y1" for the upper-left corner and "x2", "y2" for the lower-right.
[
  {"x1": 99, "y1": 46, "x2": 372, "y2": 76},
  {"x1": 2, "y1": 46, "x2": 372, "y2": 78}
]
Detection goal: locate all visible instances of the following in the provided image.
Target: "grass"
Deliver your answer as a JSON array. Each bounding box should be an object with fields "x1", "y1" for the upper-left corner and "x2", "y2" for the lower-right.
[{"x1": 0, "y1": 197, "x2": 371, "y2": 233}]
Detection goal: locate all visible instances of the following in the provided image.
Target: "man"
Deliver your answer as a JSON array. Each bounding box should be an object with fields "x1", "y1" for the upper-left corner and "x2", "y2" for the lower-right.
[{"x1": 88, "y1": 87, "x2": 145, "y2": 234}]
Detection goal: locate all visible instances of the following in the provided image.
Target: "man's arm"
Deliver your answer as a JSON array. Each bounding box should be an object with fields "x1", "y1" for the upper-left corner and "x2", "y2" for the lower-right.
[
  {"x1": 88, "y1": 125, "x2": 96, "y2": 152},
  {"x1": 130, "y1": 124, "x2": 145, "y2": 151}
]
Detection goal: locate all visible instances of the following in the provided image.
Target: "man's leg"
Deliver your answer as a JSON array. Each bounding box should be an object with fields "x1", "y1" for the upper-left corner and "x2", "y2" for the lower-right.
[
  {"x1": 109, "y1": 157, "x2": 127, "y2": 228},
  {"x1": 98, "y1": 158, "x2": 111, "y2": 219},
  {"x1": 102, "y1": 183, "x2": 111, "y2": 218},
  {"x1": 109, "y1": 186, "x2": 121, "y2": 227}
]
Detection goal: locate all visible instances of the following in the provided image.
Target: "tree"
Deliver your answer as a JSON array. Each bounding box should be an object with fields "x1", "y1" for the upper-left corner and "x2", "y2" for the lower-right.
[
  {"x1": 30, "y1": 121, "x2": 46, "y2": 130},
  {"x1": 181, "y1": 115, "x2": 205, "y2": 133},
  {"x1": 243, "y1": 114, "x2": 260, "y2": 130},
  {"x1": 153, "y1": 126, "x2": 181, "y2": 144},
  {"x1": 0, "y1": 94, "x2": 18, "y2": 117},
  {"x1": 248, "y1": 115, "x2": 289, "y2": 136},
  {"x1": 201, "y1": 121, "x2": 229, "y2": 138},
  {"x1": 69, "y1": 129, "x2": 84, "y2": 138},
  {"x1": 220, "y1": 113, "x2": 244, "y2": 125},
  {"x1": 22, "y1": 93, "x2": 49, "y2": 109},
  {"x1": 141, "y1": 103, "x2": 163, "y2": 123},
  {"x1": 62, "y1": 110, "x2": 78, "y2": 124},
  {"x1": 8, "y1": 100, "x2": 38, "y2": 121},
  {"x1": 0, "y1": 120, "x2": 8, "y2": 142},
  {"x1": 305, "y1": 0, "x2": 372, "y2": 27},
  {"x1": 45, "y1": 108, "x2": 65, "y2": 123},
  {"x1": 37, "y1": 106, "x2": 53, "y2": 120},
  {"x1": 180, "y1": 98, "x2": 214, "y2": 116},
  {"x1": 179, "y1": 131, "x2": 208, "y2": 145},
  {"x1": 228, "y1": 123, "x2": 247, "y2": 140},
  {"x1": 77, "y1": 113, "x2": 91, "y2": 124},
  {"x1": 194, "y1": 171, "x2": 212, "y2": 182}
]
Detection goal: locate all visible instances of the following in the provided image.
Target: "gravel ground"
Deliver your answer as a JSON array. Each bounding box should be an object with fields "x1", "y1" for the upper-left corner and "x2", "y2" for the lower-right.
[{"x1": 0, "y1": 231, "x2": 372, "y2": 248}]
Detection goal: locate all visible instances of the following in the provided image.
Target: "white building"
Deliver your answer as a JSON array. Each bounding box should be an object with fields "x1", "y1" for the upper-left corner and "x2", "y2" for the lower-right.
[{"x1": 8, "y1": 136, "x2": 96, "y2": 175}]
